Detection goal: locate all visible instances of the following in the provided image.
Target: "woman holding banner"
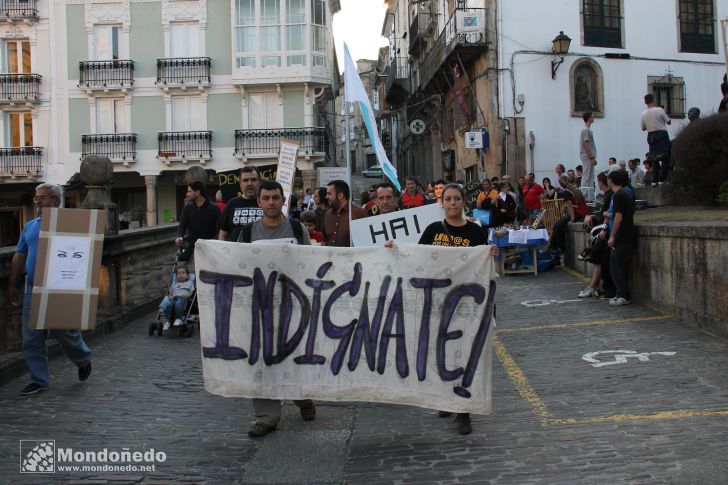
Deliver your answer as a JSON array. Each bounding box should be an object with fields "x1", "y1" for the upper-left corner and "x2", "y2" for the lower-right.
[{"x1": 387, "y1": 183, "x2": 497, "y2": 435}]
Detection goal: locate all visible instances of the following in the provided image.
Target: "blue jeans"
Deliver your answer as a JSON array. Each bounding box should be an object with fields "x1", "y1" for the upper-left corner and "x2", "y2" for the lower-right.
[
  {"x1": 22, "y1": 283, "x2": 92, "y2": 386},
  {"x1": 161, "y1": 296, "x2": 188, "y2": 322}
]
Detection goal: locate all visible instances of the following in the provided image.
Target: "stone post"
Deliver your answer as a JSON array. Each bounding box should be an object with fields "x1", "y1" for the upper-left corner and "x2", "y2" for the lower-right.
[
  {"x1": 80, "y1": 155, "x2": 119, "y2": 235},
  {"x1": 144, "y1": 175, "x2": 158, "y2": 226}
]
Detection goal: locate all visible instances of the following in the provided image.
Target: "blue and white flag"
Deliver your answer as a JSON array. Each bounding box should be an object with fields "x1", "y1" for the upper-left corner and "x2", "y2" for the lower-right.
[{"x1": 343, "y1": 43, "x2": 400, "y2": 190}]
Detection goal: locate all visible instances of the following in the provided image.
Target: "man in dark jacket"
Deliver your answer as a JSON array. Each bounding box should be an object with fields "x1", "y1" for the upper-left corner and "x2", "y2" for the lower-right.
[{"x1": 175, "y1": 180, "x2": 221, "y2": 255}]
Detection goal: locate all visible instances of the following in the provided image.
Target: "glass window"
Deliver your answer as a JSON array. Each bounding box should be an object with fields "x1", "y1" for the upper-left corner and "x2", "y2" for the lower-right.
[
  {"x1": 286, "y1": 0, "x2": 305, "y2": 51},
  {"x1": 261, "y1": 26, "x2": 280, "y2": 51},
  {"x1": 235, "y1": 0, "x2": 256, "y2": 62},
  {"x1": 97, "y1": 98, "x2": 126, "y2": 133},
  {"x1": 262, "y1": 56, "x2": 281, "y2": 67},
  {"x1": 261, "y1": 0, "x2": 280, "y2": 24},
  {"x1": 312, "y1": 25, "x2": 326, "y2": 53},
  {"x1": 287, "y1": 55, "x2": 306, "y2": 66},
  {"x1": 648, "y1": 75, "x2": 686, "y2": 118},
  {"x1": 172, "y1": 96, "x2": 203, "y2": 131},
  {"x1": 582, "y1": 0, "x2": 622, "y2": 48},
  {"x1": 8, "y1": 112, "x2": 33, "y2": 147},
  {"x1": 312, "y1": 0, "x2": 326, "y2": 26},
  {"x1": 94, "y1": 25, "x2": 120, "y2": 60},
  {"x1": 286, "y1": 0, "x2": 305, "y2": 22},
  {"x1": 171, "y1": 23, "x2": 200, "y2": 58},
  {"x1": 679, "y1": 0, "x2": 715, "y2": 53},
  {"x1": 237, "y1": 57, "x2": 256, "y2": 67}
]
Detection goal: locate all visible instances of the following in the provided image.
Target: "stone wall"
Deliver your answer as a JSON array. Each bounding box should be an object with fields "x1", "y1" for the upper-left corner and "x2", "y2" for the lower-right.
[
  {"x1": 0, "y1": 225, "x2": 178, "y2": 354},
  {"x1": 565, "y1": 222, "x2": 728, "y2": 339}
]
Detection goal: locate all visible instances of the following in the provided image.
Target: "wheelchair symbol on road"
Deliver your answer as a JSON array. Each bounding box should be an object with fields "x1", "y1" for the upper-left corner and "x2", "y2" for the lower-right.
[
  {"x1": 582, "y1": 350, "x2": 676, "y2": 368},
  {"x1": 521, "y1": 299, "x2": 581, "y2": 307}
]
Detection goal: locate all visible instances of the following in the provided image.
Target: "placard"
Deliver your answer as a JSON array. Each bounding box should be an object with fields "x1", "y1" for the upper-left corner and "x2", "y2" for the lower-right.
[
  {"x1": 29, "y1": 208, "x2": 106, "y2": 330},
  {"x1": 350, "y1": 204, "x2": 443, "y2": 247}
]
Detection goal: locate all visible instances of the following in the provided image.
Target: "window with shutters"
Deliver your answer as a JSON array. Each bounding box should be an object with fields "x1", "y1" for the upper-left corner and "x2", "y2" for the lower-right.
[
  {"x1": 678, "y1": 0, "x2": 715, "y2": 53},
  {"x1": 582, "y1": 0, "x2": 622, "y2": 48}
]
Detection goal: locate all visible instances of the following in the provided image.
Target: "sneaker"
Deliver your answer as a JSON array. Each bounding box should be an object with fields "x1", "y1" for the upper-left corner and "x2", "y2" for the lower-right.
[
  {"x1": 609, "y1": 297, "x2": 632, "y2": 306},
  {"x1": 78, "y1": 362, "x2": 92, "y2": 382},
  {"x1": 599, "y1": 292, "x2": 616, "y2": 300},
  {"x1": 455, "y1": 413, "x2": 472, "y2": 435},
  {"x1": 163, "y1": 321, "x2": 171, "y2": 331},
  {"x1": 173, "y1": 319, "x2": 184, "y2": 327},
  {"x1": 248, "y1": 421, "x2": 277, "y2": 438},
  {"x1": 577, "y1": 249, "x2": 589, "y2": 261},
  {"x1": 578, "y1": 287, "x2": 596, "y2": 298},
  {"x1": 438, "y1": 410, "x2": 453, "y2": 418},
  {"x1": 299, "y1": 401, "x2": 316, "y2": 421},
  {"x1": 20, "y1": 383, "x2": 49, "y2": 396}
]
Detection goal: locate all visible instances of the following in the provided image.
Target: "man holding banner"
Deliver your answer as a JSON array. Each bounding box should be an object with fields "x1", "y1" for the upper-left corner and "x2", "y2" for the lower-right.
[{"x1": 6, "y1": 184, "x2": 93, "y2": 396}]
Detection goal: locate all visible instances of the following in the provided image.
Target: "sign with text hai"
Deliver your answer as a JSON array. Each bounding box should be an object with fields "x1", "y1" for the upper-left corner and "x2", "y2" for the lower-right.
[
  {"x1": 194, "y1": 240, "x2": 496, "y2": 414},
  {"x1": 350, "y1": 204, "x2": 443, "y2": 247},
  {"x1": 29, "y1": 208, "x2": 106, "y2": 330}
]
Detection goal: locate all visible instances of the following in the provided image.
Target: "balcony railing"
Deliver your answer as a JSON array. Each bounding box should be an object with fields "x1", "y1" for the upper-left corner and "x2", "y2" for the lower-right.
[
  {"x1": 156, "y1": 57, "x2": 211, "y2": 88},
  {"x1": 0, "y1": 74, "x2": 40, "y2": 103},
  {"x1": 234, "y1": 127, "x2": 327, "y2": 158},
  {"x1": 158, "y1": 131, "x2": 212, "y2": 162},
  {"x1": 408, "y1": 12, "x2": 430, "y2": 55},
  {"x1": 81, "y1": 133, "x2": 137, "y2": 162},
  {"x1": 78, "y1": 60, "x2": 135, "y2": 90},
  {"x1": 418, "y1": 8, "x2": 487, "y2": 93},
  {"x1": 0, "y1": 146, "x2": 42, "y2": 176},
  {"x1": 1, "y1": 0, "x2": 38, "y2": 21},
  {"x1": 384, "y1": 56, "x2": 410, "y2": 102}
]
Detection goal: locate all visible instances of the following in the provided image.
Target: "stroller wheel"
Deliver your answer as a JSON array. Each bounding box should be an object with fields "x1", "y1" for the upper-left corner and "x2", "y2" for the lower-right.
[{"x1": 157, "y1": 321, "x2": 163, "y2": 337}]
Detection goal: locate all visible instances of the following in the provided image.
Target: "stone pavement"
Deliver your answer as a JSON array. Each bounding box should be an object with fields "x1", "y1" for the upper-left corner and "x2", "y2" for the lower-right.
[{"x1": 2, "y1": 268, "x2": 728, "y2": 484}]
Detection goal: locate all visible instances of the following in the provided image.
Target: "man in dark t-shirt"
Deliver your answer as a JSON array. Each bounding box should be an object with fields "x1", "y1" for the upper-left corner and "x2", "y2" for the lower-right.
[
  {"x1": 218, "y1": 166, "x2": 263, "y2": 241},
  {"x1": 607, "y1": 170, "x2": 636, "y2": 306}
]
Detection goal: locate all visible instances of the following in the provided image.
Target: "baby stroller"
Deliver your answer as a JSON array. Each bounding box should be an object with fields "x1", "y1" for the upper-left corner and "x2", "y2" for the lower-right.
[{"x1": 148, "y1": 250, "x2": 198, "y2": 338}]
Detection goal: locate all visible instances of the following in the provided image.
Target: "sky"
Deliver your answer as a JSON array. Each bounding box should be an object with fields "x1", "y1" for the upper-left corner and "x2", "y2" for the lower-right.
[{"x1": 332, "y1": 0, "x2": 389, "y2": 71}]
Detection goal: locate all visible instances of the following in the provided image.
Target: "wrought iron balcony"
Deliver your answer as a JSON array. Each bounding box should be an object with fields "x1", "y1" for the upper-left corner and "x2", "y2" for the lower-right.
[
  {"x1": 384, "y1": 56, "x2": 410, "y2": 105},
  {"x1": 1, "y1": 0, "x2": 38, "y2": 21},
  {"x1": 156, "y1": 57, "x2": 211, "y2": 89},
  {"x1": 78, "y1": 60, "x2": 135, "y2": 91},
  {"x1": 417, "y1": 8, "x2": 487, "y2": 94},
  {"x1": 81, "y1": 133, "x2": 137, "y2": 165},
  {"x1": 157, "y1": 131, "x2": 212, "y2": 164},
  {"x1": 0, "y1": 73, "x2": 40, "y2": 104},
  {"x1": 0, "y1": 146, "x2": 42, "y2": 177},
  {"x1": 234, "y1": 127, "x2": 327, "y2": 158},
  {"x1": 408, "y1": 12, "x2": 430, "y2": 55}
]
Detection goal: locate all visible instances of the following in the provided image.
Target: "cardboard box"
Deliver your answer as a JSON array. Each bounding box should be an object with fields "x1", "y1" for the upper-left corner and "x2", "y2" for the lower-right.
[{"x1": 29, "y1": 208, "x2": 106, "y2": 330}]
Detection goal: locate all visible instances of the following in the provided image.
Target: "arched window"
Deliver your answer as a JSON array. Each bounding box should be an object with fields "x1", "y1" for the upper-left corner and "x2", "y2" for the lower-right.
[{"x1": 570, "y1": 58, "x2": 604, "y2": 118}]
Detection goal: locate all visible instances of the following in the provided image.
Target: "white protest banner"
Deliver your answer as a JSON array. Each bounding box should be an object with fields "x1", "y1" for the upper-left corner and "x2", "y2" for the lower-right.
[
  {"x1": 276, "y1": 139, "x2": 299, "y2": 216},
  {"x1": 194, "y1": 240, "x2": 496, "y2": 414},
  {"x1": 350, "y1": 204, "x2": 443, "y2": 247},
  {"x1": 317, "y1": 167, "x2": 349, "y2": 188}
]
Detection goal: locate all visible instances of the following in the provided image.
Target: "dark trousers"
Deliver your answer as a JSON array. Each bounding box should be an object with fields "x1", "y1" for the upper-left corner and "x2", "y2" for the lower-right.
[
  {"x1": 599, "y1": 242, "x2": 615, "y2": 294},
  {"x1": 647, "y1": 130, "x2": 671, "y2": 183},
  {"x1": 610, "y1": 243, "x2": 635, "y2": 299}
]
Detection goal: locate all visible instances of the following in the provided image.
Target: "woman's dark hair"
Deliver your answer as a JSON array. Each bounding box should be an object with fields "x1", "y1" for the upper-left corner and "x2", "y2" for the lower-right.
[
  {"x1": 442, "y1": 183, "x2": 465, "y2": 199},
  {"x1": 316, "y1": 187, "x2": 329, "y2": 207},
  {"x1": 542, "y1": 177, "x2": 552, "y2": 187}
]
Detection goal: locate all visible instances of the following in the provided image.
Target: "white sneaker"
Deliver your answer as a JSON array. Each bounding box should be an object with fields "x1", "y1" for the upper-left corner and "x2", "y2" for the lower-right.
[
  {"x1": 578, "y1": 287, "x2": 596, "y2": 298},
  {"x1": 163, "y1": 321, "x2": 171, "y2": 331},
  {"x1": 609, "y1": 297, "x2": 632, "y2": 306},
  {"x1": 173, "y1": 319, "x2": 184, "y2": 327}
]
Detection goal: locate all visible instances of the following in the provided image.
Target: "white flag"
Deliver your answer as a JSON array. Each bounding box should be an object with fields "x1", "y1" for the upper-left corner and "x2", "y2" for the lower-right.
[{"x1": 343, "y1": 43, "x2": 400, "y2": 190}]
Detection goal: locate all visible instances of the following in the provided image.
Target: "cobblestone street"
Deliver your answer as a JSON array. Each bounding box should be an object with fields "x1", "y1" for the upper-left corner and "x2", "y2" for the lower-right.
[{"x1": 2, "y1": 268, "x2": 728, "y2": 484}]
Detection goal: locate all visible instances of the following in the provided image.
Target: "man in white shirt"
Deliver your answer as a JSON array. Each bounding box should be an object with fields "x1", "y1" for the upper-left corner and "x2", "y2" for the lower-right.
[{"x1": 640, "y1": 94, "x2": 671, "y2": 186}]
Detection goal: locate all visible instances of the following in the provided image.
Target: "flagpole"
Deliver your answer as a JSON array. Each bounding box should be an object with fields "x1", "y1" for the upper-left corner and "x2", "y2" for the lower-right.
[{"x1": 344, "y1": 49, "x2": 353, "y2": 247}]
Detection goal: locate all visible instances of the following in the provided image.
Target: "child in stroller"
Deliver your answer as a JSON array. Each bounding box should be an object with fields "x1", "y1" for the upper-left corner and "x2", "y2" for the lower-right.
[{"x1": 160, "y1": 264, "x2": 195, "y2": 332}]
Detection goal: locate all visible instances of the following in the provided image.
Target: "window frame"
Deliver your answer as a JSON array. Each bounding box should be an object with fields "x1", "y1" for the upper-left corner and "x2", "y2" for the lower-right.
[
  {"x1": 582, "y1": 0, "x2": 623, "y2": 48},
  {"x1": 677, "y1": 0, "x2": 716, "y2": 54},
  {"x1": 648, "y1": 75, "x2": 686, "y2": 119}
]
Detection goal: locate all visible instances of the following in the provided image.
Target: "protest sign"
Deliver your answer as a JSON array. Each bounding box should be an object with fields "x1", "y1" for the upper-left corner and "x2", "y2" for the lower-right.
[
  {"x1": 29, "y1": 208, "x2": 106, "y2": 330},
  {"x1": 350, "y1": 204, "x2": 443, "y2": 247},
  {"x1": 276, "y1": 140, "x2": 299, "y2": 216},
  {"x1": 218, "y1": 164, "x2": 277, "y2": 202},
  {"x1": 463, "y1": 179, "x2": 482, "y2": 216},
  {"x1": 194, "y1": 240, "x2": 496, "y2": 414},
  {"x1": 317, "y1": 166, "x2": 349, "y2": 188}
]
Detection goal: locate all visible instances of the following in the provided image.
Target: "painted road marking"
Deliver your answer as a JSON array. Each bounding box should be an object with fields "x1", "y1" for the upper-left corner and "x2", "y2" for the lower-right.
[
  {"x1": 560, "y1": 266, "x2": 591, "y2": 283},
  {"x1": 496, "y1": 315, "x2": 670, "y2": 334},
  {"x1": 520, "y1": 298, "x2": 582, "y2": 307},
  {"x1": 582, "y1": 350, "x2": 676, "y2": 368}
]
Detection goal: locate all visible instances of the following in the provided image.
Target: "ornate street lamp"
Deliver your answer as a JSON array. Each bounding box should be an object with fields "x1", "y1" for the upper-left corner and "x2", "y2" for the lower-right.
[{"x1": 551, "y1": 31, "x2": 572, "y2": 80}]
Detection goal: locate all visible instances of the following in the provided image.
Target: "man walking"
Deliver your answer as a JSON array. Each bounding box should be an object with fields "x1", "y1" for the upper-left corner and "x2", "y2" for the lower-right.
[
  {"x1": 368, "y1": 182, "x2": 400, "y2": 216},
  {"x1": 235, "y1": 180, "x2": 316, "y2": 438},
  {"x1": 323, "y1": 180, "x2": 365, "y2": 247},
  {"x1": 399, "y1": 177, "x2": 424, "y2": 209},
  {"x1": 640, "y1": 94, "x2": 672, "y2": 186},
  {"x1": 6, "y1": 184, "x2": 92, "y2": 395},
  {"x1": 579, "y1": 112, "x2": 598, "y2": 202},
  {"x1": 218, "y1": 166, "x2": 263, "y2": 241},
  {"x1": 175, "y1": 181, "x2": 221, "y2": 255},
  {"x1": 607, "y1": 170, "x2": 637, "y2": 306}
]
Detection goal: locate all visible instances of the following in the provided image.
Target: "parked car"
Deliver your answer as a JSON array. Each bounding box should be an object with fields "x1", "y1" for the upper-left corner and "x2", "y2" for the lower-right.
[{"x1": 362, "y1": 166, "x2": 383, "y2": 178}]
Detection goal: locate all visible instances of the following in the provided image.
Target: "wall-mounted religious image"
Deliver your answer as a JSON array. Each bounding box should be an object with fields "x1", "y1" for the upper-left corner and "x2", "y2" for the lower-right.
[{"x1": 570, "y1": 58, "x2": 604, "y2": 117}]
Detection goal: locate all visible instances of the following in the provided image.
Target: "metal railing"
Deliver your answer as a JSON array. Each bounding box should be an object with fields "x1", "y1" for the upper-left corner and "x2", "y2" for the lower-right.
[
  {"x1": 385, "y1": 56, "x2": 410, "y2": 97},
  {"x1": 0, "y1": 0, "x2": 38, "y2": 20},
  {"x1": 234, "y1": 127, "x2": 327, "y2": 157},
  {"x1": 0, "y1": 73, "x2": 40, "y2": 102},
  {"x1": 418, "y1": 8, "x2": 486, "y2": 92},
  {"x1": 156, "y1": 57, "x2": 211, "y2": 86},
  {"x1": 408, "y1": 12, "x2": 429, "y2": 55},
  {"x1": 0, "y1": 146, "x2": 42, "y2": 175},
  {"x1": 81, "y1": 133, "x2": 137, "y2": 160},
  {"x1": 158, "y1": 131, "x2": 212, "y2": 160},
  {"x1": 78, "y1": 60, "x2": 135, "y2": 89}
]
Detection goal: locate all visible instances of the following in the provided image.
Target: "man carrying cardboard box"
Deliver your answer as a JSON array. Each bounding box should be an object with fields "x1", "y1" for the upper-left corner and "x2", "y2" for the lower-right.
[{"x1": 6, "y1": 183, "x2": 93, "y2": 396}]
